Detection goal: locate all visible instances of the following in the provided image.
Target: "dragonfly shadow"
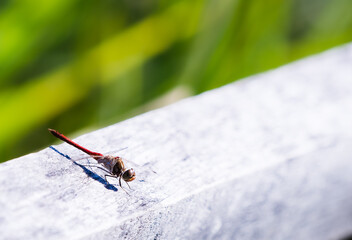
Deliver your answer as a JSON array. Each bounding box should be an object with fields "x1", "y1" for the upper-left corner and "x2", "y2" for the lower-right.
[{"x1": 49, "y1": 146, "x2": 118, "y2": 192}]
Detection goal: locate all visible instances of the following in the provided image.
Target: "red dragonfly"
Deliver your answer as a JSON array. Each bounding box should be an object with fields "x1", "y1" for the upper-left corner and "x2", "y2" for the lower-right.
[{"x1": 48, "y1": 129, "x2": 136, "y2": 190}]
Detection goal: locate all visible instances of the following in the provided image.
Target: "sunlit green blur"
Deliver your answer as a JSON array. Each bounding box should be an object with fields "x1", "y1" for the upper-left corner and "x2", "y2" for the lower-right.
[{"x1": 1, "y1": 0, "x2": 351, "y2": 162}]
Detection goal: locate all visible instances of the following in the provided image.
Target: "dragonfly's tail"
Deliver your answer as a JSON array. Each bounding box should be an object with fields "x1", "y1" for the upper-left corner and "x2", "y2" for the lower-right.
[{"x1": 48, "y1": 129, "x2": 104, "y2": 157}]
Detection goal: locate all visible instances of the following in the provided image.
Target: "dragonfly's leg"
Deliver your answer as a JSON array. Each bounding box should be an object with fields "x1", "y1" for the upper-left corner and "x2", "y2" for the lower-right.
[
  {"x1": 125, "y1": 181, "x2": 132, "y2": 189},
  {"x1": 118, "y1": 175, "x2": 130, "y2": 195},
  {"x1": 121, "y1": 187, "x2": 130, "y2": 196},
  {"x1": 96, "y1": 166, "x2": 111, "y2": 174},
  {"x1": 119, "y1": 175, "x2": 122, "y2": 188},
  {"x1": 80, "y1": 164, "x2": 111, "y2": 174},
  {"x1": 74, "y1": 162, "x2": 111, "y2": 174},
  {"x1": 104, "y1": 174, "x2": 117, "y2": 184}
]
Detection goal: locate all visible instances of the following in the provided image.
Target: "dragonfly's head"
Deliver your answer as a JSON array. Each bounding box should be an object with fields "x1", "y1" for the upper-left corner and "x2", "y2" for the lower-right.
[{"x1": 122, "y1": 168, "x2": 136, "y2": 182}]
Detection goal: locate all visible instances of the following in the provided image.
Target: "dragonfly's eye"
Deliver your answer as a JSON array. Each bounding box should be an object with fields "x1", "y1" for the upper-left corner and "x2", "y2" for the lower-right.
[{"x1": 123, "y1": 168, "x2": 136, "y2": 182}]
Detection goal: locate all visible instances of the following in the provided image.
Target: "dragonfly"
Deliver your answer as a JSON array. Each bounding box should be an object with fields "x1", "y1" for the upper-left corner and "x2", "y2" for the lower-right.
[{"x1": 48, "y1": 128, "x2": 136, "y2": 191}]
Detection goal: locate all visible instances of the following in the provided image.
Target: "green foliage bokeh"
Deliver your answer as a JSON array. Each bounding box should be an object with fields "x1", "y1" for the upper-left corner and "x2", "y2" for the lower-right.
[{"x1": 1, "y1": 0, "x2": 351, "y2": 162}]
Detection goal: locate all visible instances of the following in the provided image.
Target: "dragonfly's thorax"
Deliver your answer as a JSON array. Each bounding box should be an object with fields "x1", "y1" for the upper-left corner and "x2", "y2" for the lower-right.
[
  {"x1": 112, "y1": 158, "x2": 125, "y2": 175},
  {"x1": 96, "y1": 155, "x2": 124, "y2": 174}
]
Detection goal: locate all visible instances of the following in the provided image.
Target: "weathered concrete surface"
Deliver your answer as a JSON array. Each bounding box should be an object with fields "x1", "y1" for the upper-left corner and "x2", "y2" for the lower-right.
[{"x1": 1, "y1": 44, "x2": 352, "y2": 240}]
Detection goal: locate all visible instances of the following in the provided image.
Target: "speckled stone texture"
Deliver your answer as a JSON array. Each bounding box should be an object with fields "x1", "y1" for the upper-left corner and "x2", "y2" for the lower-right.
[{"x1": 1, "y1": 44, "x2": 352, "y2": 240}]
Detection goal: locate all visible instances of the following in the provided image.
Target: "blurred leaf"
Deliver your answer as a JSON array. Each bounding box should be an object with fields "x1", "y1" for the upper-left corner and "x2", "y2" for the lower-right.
[
  {"x1": 0, "y1": 0, "x2": 203, "y2": 160},
  {"x1": 0, "y1": 0, "x2": 80, "y2": 85},
  {"x1": 1, "y1": 0, "x2": 352, "y2": 161}
]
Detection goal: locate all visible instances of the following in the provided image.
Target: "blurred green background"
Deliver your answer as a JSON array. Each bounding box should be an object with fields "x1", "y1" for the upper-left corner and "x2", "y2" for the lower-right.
[{"x1": 1, "y1": 0, "x2": 352, "y2": 162}]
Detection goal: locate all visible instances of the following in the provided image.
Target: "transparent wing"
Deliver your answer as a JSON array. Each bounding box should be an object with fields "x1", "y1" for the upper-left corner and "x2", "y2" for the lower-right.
[{"x1": 68, "y1": 147, "x2": 129, "y2": 162}]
